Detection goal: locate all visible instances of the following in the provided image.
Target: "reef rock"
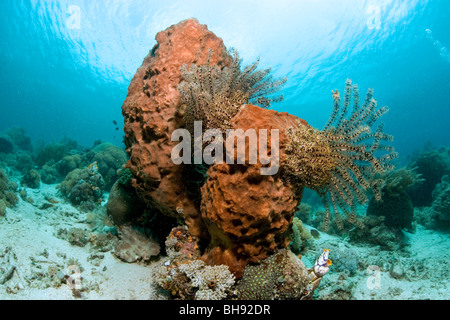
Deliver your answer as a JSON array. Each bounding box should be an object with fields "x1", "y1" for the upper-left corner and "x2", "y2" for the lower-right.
[
  {"x1": 121, "y1": 18, "x2": 231, "y2": 236},
  {"x1": 200, "y1": 104, "x2": 306, "y2": 277}
]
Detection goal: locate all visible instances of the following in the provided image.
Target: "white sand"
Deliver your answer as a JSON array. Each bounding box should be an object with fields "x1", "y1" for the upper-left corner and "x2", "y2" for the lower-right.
[
  {"x1": 0, "y1": 183, "x2": 165, "y2": 300},
  {"x1": 302, "y1": 223, "x2": 450, "y2": 300}
]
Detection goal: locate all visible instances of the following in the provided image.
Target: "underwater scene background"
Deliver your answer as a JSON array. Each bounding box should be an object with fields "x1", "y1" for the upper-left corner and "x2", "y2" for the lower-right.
[{"x1": 0, "y1": 0, "x2": 449, "y2": 301}]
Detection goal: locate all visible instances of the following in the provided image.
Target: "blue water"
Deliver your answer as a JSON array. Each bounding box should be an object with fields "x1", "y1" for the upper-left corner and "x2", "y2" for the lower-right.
[{"x1": 1, "y1": 0, "x2": 449, "y2": 161}]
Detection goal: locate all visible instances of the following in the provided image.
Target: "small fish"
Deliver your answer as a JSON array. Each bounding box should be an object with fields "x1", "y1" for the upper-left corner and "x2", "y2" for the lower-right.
[
  {"x1": 310, "y1": 229, "x2": 321, "y2": 239},
  {"x1": 112, "y1": 120, "x2": 117, "y2": 125},
  {"x1": 115, "y1": 127, "x2": 119, "y2": 131}
]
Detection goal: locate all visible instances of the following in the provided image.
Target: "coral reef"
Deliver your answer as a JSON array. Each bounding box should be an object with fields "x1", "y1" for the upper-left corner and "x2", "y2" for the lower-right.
[
  {"x1": 236, "y1": 249, "x2": 316, "y2": 300},
  {"x1": 117, "y1": 167, "x2": 133, "y2": 187},
  {"x1": 164, "y1": 226, "x2": 201, "y2": 261},
  {"x1": 367, "y1": 168, "x2": 421, "y2": 231},
  {"x1": 114, "y1": 226, "x2": 160, "y2": 263},
  {"x1": 35, "y1": 142, "x2": 75, "y2": 168},
  {"x1": 83, "y1": 143, "x2": 128, "y2": 190},
  {"x1": 33, "y1": 140, "x2": 127, "y2": 187},
  {"x1": 57, "y1": 162, "x2": 104, "y2": 211},
  {"x1": 156, "y1": 258, "x2": 235, "y2": 300},
  {"x1": 283, "y1": 79, "x2": 397, "y2": 230},
  {"x1": 155, "y1": 226, "x2": 215, "y2": 299},
  {"x1": 408, "y1": 147, "x2": 449, "y2": 207},
  {"x1": 119, "y1": 21, "x2": 397, "y2": 300},
  {"x1": 57, "y1": 154, "x2": 82, "y2": 178},
  {"x1": 415, "y1": 175, "x2": 450, "y2": 230},
  {"x1": 121, "y1": 18, "x2": 231, "y2": 239},
  {"x1": 325, "y1": 245, "x2": 359, "y2": 277},
  {"x1": 39, "y1": 164, "x2": 60, "y2": 184},
  {"x1": 21, "y1": 169, "x2": 41, "y2": 189},
  {"x1": 348, "y1": 215, "x2": 405, "y2": 250},
  {"x1": 178, "y1": 260, "x2": 235, "y2": 300},
  {"x1": 15, "y1": 152, "x2": 34, "y2": 174}
]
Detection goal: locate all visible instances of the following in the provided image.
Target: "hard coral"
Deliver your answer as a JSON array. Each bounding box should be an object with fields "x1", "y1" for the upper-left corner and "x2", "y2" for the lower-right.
[
  {"x1": 430, "y1": 175, "x2": 450, "y2": 229},
  {"x1": 84, "y1": 143, "x2": 128, "y2": 190},
  {"x1": 114, "y1": 226, "x2": 160, "y2": 263},
  {"x1": 290, "y1": 217, "x2": 312, "y2": 255},
  {"x1": 178, "y1": 260, "x2": 235, "y2": 300},
  {"x1": 236, "y1": 249, "x2": 310, "y2": 300},
  {"x1": 21, "y1": 169, "x2": 41, "y2": 189},
  {"x1": 0, "y1": 169, "x2": 18, "y2": 208},
  {"x1": 57, "y1": 163, "x2": 104, "y2": 210},
  {"x1": 408, "y1": 147, "x2": 449, "y2": 207},
  {"x1": 367, "y1": 167, "x2": 421, "y2": 231},
  {"x1": 165, "y1": 226, "x2": 201, "y2": 261},
  {"x1": 415, "y1": 175, "x2": 450, "y2": 230}
]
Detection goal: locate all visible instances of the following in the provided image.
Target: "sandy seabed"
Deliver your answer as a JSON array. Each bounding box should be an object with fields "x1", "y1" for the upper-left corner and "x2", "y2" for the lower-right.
[{"x1": 0, "y1": 183, "x2": 448, "y2": 300}]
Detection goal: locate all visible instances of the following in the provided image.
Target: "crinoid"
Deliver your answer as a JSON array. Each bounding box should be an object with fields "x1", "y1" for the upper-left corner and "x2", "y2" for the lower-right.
[
  {"x1": 284, "y1": 79, "x2": 398, "y2": 230},
  {"x1": 178, "y1": 49, "x2": 287, "y2": 135}
]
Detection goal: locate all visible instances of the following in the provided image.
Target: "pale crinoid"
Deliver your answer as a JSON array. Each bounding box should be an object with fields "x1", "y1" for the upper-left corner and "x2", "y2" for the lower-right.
[
  {"x1": 178, "y1": 49, "x2": 287, "y2": 135},
  {"x1": 284, "y1": 79, "x2": 397, "y2": 230}
]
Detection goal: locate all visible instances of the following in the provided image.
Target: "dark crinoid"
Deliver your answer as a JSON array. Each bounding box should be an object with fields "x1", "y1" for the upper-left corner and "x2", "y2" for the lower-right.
[
  {"x1": 178, "y1": 49, "x2": 287, "y2": 135},
  {"x1": 284, "y1": 79, "x2": 398, "y2": 230}
]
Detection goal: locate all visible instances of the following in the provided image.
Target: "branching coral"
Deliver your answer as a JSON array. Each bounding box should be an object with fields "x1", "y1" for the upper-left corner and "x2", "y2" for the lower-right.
[
  {"x1": 178, "y1": 260, "x2": 235, "y2": 300},
  {"x1": 290, "y1": 217, "x2": 312, "y2": 255},
  {"x1": 178, "y1": 49, "x2": 287, "y2": 135},
  {"x1": 284, "y1": 79, "x2": 397, "y2": 230},
  {"x1": 236, "y1": 249, "x2": 311, "y2": 300}
]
